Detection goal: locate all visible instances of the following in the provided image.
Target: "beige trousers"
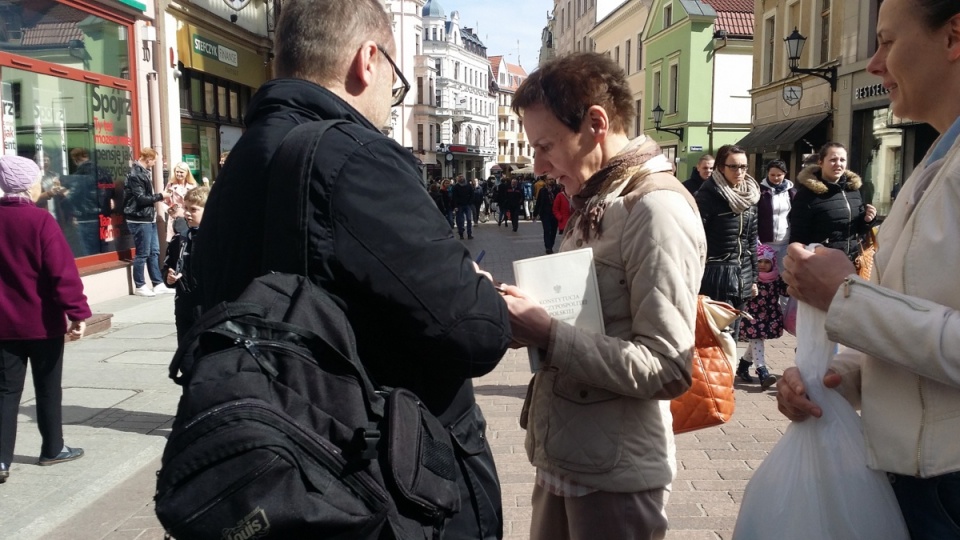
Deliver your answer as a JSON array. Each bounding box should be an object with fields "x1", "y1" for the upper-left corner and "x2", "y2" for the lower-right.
[{"x1": 530, "y1": 483, "x2": 670, "y2": 540}]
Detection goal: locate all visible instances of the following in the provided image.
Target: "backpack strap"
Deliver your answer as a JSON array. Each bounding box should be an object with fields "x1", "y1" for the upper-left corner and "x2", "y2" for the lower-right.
[{"x1": 262, "y1": 120, "x2": 347, "y2": 275}]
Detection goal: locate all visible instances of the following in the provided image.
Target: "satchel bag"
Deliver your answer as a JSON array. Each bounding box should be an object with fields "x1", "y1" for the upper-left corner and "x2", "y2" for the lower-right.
[
  {"x1": 670, "y1": 296, "x2": 740, "y2": 434},
  {"x1": 854, "y1": 227, "x2": 878, "y2": 281}
]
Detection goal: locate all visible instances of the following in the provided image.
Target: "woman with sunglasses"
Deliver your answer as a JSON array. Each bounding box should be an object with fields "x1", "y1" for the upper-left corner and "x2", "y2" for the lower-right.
[
  {"x1": 788, "y1": 142, "x2": 877, "y2": 263},
  {"x1": 695, "y1": 144, "x2": 760, "y2": 381}
]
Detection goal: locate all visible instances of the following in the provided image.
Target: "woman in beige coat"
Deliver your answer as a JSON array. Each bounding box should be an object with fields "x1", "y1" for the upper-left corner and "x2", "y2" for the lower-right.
[{"x1": 500, "y1": 52, "x2": 706, "y2": 540}]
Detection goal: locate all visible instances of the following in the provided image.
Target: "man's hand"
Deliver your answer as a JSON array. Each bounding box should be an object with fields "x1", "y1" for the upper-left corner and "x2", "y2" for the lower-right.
[
  {"x1": 776, "y1": 367, "x2": 842, "y2": 421},
  {"x1": 166, "y1": 268, "x2": 181, "y2": 285},
  {"x1": 499, "y1": 284, "x2": 552, "y2": 350},
  {"x1": 865, "y1": 204, "x2": 877, "y2": 223},
  {"x1": 782, "y1": 243, "x2": 854, "y2": 311}
]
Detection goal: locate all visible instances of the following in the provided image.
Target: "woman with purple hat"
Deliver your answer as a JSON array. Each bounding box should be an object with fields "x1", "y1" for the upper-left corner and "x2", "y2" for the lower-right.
[{"x1": 0, "y1": 155, "x2": 90, "y2": 484}]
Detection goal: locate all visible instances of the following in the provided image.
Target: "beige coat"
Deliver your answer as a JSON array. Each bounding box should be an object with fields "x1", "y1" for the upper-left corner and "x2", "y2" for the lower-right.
[
  {"x1": 523, "y1": 138, "x2": 707, "y2": 492},
  {"x1": 828, "y1": 129, "x2": 960, "y2": 477}
]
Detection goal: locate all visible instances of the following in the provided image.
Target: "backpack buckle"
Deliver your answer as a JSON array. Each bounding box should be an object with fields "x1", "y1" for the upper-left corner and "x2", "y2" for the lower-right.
[{"x1": 352, "y1": 427, "x2": 380, "y2": 461}]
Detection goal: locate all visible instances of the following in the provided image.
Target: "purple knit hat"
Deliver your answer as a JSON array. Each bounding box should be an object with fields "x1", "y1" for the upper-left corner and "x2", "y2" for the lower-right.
[{"x1": 0, "y1": 155, "x2": 41, "y2": 194}]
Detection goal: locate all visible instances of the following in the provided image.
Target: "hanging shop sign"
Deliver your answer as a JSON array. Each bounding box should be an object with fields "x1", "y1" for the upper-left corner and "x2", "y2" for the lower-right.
[{"x1": 783, "y1": 85, "x2": 802, "y2": 107}]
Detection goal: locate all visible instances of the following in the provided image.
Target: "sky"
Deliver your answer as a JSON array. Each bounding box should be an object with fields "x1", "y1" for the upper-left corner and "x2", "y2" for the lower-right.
[{"x1": 449, "y1": 0, "x2": 624, "y2": 72}]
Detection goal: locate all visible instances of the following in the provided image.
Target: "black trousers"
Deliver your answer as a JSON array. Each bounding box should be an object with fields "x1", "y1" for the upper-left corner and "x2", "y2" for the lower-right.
[{"x1": 0, "y1": 337, "x2": 65, "y2": 465}]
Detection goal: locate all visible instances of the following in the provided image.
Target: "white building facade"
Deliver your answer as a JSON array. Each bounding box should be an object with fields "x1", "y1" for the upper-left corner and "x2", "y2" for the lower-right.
[{"x1": 415, "y1": 0, "x2": 496, "y2": 181}]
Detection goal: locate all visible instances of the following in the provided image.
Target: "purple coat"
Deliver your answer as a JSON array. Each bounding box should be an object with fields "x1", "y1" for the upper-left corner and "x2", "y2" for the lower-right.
[{"x1": 0, "y1": 196, "x2": 91, "y2": 340}]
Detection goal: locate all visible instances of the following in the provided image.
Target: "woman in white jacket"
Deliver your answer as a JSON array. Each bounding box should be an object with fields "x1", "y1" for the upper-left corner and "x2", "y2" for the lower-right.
[{"x1": 778, "y1": 0, "x2": 960, "y2": 538}]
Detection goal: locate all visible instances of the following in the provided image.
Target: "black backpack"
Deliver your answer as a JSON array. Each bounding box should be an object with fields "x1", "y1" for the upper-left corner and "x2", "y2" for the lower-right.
[{"x1": 154, "y1": 121, "x2": 461, "y2": 539}]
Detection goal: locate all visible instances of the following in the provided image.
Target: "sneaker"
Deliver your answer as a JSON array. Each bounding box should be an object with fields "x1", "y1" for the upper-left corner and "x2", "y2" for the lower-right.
[
  {"x1": 467, "y1": 235, "x2": 474, "y2": 240},
  {"x1": 756, "y1": 366, "x2": 778, "y2": 390},
  {"x1": 134, "y1": 284, "x2": 156, "y2": 297},
  {"x1": 38, "y1": 446, "x2": 84, "y2": 466},
  {"x1": 153, "y1": 283, "x2": 176, "y2": 295}
]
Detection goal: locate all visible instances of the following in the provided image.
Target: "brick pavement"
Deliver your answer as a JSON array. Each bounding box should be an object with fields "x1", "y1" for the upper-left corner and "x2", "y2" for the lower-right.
[{"x1": 36, "y1": 216, "x2": 796, "y2": 539}]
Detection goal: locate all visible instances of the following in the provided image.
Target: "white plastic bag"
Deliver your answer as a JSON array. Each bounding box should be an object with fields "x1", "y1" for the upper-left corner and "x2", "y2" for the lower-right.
[{"x1": 733, "y1": 300, "x2": 909, "y2": 540}]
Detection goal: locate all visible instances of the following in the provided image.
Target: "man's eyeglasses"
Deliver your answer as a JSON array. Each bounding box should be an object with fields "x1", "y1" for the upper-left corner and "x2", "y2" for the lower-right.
[
  {"x1": 724, "y1": 164, "x2": 749, "y2": 171},
  {"x1": 377, "y1": 45, "x2": 411, "y2": 107}
]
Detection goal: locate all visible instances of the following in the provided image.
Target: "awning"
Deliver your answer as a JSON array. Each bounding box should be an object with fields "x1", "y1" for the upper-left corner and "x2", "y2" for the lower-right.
[{"x1": 737, "y1": 113, "x2": 830, "y2": 153}]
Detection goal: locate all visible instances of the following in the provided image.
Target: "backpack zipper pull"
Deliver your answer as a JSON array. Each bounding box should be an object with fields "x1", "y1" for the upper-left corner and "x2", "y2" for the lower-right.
[{"x1": 236, "y1": 338, "x2": 279, "y2": 377}]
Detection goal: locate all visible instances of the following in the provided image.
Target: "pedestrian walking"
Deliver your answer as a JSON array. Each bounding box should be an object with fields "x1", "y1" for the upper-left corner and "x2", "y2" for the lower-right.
[
  {"x1": 0, "y1": 155, "x2": 90, "y2": 483},
  {"x1": 737, "y1": 243, "x2": 785, "y2": 389},
  {"x1": 533, "y1": 177, "x2": 558, "y2": 253}
]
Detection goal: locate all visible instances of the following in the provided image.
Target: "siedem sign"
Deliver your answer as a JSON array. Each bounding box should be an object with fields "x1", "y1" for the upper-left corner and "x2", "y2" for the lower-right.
[{"x1": 193, "y1": 35, "x2": 239, "y2": 67}]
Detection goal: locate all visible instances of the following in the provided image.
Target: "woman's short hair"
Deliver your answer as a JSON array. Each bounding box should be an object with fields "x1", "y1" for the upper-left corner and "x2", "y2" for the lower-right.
[
  {"x1": 512, "y1": 52, "x2": 634, "y2": 134},
  {"x1": 715, "y1": 145, "x2": 746, "y2": 169},
  {"x1": 766, "y1": 159, "x2": 787, "y2": 174}
]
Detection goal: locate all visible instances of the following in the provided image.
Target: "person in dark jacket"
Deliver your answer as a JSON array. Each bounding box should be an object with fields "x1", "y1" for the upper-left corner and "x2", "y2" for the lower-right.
[
  {"x1": 532, "y1": 177, "x2": 558, "y2": 253},
  {"x1": 123, "y1": 148, "x2": 175, "y2": 297},
  {"x1": 695, "y1": 144, "x2": 760, "y2": 382},
  {"x1": 495, "y1": 179, "x2": 510, "y2": 226},
  {"x1": 757, "y1": 159, "x2": 796, "y2": 273},
  {"x1": 789, "y1": 142, "x2": 877, "y2": 263},
  {"x1": 191, "y1": 1, "x2": 512, "y2": 537},
  {"x1": 682, "y1": 153, "x2": 714, "y2": 195},
  {"x1": 0, "y1": 155, "x2": 90, "y2": 483},
  {"x1": 504, "y1": 178, "x2": 524, "y2": 231},
  {"x1": 161, "y1": 186, "x2": 208, "y2": 343},
  {"x1": 451, "y1": 175, "x2": 474, "y2": 239}
]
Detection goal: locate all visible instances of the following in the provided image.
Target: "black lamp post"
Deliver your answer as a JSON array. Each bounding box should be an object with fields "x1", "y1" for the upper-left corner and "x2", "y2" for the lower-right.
[
  {"x1": 784, "y1": 27, "x2": 837, "y2": 90},
  {"x1": 652, "y1": 104, "x2": 684, "y2": 141}
]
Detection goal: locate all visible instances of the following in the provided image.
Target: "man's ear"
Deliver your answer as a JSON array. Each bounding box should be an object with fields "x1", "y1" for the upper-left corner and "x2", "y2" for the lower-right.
[
  {"x1": 352, "y1": 41, "x2": 378, "y2": 89},
  {"x1": 584, "y1": 105, "x2": 610, "y2": 141},
  {"x1": 947, "y1": 13, "x2": 960, "y2": 62}
]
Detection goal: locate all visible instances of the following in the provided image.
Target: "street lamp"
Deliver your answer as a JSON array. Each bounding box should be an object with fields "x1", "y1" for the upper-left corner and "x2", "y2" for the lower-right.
[
  {"x1": 652, "y1": 104, "x2": 684, "y2": 141},
  {"x1": 784, "y1": 28, "x2": 837, "y2": 90}
]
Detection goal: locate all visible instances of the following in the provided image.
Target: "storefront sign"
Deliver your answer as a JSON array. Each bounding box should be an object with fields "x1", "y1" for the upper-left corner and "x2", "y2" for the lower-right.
[
  {"x1": 783, "y1": 85, "x2": 802, "y2": 106},
  {"x1": 854, "y1": 84, "x2": 889, "y2": 100},
  {"x1": 193, "y1": 35, "x2": 239, "y2": 67},
  {"x1": 177, "y1": 23, "x2": 266, "y2": 88},
  {"x1": 2, "y1": 100, "x2": 16, "y2": 156}
]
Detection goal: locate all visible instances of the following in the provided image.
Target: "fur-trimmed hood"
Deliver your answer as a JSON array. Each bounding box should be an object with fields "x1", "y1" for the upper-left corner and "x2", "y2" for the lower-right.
[{"x1": 796, "y1": 165, "x2": 862, "y2": 195}]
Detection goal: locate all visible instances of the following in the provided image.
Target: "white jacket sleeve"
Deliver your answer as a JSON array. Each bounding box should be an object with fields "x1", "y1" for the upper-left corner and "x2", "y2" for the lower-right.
[{"x1": 826, "y1": 275, "x2": 960, "y2": 389}]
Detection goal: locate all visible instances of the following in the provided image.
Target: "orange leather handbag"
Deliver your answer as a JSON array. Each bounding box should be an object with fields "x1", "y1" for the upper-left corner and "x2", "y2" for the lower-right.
[{"x1": 671, "y1": 296, "x2": 740, "y2": 434}]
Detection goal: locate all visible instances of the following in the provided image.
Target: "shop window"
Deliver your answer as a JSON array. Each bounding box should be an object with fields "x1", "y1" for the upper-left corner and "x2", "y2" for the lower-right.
[
  {"x1": 203, "y1": 81, "x2": 215, "y2": 115},
  {"x1": 1, "y1": 66, "x2": 134, "y2": 258},
  {"x1": 217, "y1": 85, "x2": 227, "y2": 118},
  {"x1": 229, "y1": 88, "x2": 239, "y2": 119},
  {"x1": 0, "y1": 0, "x2": 132, "y2": 80},
  {"x1": 180, "y1": 68, "x2": 251, "y2": 124}
]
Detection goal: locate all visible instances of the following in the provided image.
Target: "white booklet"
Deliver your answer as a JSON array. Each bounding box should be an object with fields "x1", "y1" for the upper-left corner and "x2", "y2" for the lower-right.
[{"x1": 512, "y1": 247, "x2": 605, "y2": 372}]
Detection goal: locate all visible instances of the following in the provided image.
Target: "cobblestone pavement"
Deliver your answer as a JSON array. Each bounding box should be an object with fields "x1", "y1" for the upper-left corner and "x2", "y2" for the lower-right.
[{"x1": 8, "y1": 215, "x2": 797, "y2": 540}]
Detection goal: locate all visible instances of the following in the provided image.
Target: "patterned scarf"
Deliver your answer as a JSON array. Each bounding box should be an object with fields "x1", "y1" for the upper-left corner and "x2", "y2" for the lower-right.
[
  {"x1": 570, "y1": 136, "x2": 672, "y2": 240},
  {"x1": 710, "y1": 169, "x2": 760, "y2": 214}
]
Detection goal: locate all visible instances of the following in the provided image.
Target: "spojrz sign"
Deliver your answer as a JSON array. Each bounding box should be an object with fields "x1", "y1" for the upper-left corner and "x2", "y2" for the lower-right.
[{"x1": 193, "y1": 35, "x2": 239, "y2": 67}]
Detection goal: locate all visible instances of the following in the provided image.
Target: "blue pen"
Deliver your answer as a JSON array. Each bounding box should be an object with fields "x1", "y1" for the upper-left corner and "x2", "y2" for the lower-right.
[{"x1": 475, "y1": 250, "x2": 486, "y2": 264}]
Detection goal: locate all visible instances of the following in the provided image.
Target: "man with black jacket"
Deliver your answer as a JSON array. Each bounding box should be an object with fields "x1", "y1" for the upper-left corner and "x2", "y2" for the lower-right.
[
  {"x1": 192, "y1": 1, "x2": 512, "y2": 537},
  {"x1": 123, "y1": 148, "x2": 174, "y2": 297}
]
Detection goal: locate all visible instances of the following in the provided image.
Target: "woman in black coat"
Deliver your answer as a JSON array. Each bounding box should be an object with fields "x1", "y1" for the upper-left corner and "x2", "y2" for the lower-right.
[
  {"x1": 789, "y1": 142, "x2": 877, "y2": 262},
  {"x1": 695, "y1": 145, "x2": 760, "y2": 381}
]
